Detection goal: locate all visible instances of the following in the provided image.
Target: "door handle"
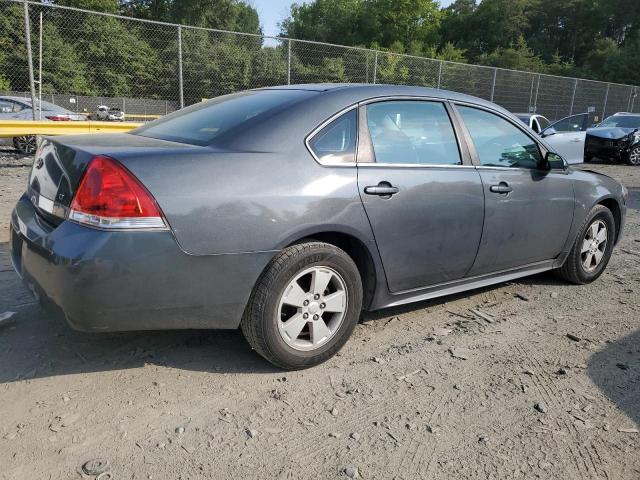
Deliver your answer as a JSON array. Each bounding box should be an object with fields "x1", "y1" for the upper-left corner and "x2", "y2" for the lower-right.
[
  {"x1": 489, "y1": 182, "x2": 513, "y2": 194},
  {"x1": 364, "y1": 182, "x2": 399, "y2": 197}
]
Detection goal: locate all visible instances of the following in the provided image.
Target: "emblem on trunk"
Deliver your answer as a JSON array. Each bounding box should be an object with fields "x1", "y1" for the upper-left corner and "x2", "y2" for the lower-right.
[{"x1": 35, "y1": 157, "x2": 44, "y2": 169}]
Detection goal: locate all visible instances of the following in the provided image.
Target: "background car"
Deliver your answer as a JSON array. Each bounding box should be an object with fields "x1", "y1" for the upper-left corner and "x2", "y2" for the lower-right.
[
  {"x1": 539, "y1": 112, "x2": 600, "y2": 164},
  {"x1": 515, "y1": 113, "x2": 551, "y2": 134},
  {"x1": 10, "y1": 84, "x2": 627, "y2": 369},
  {"x1": 96, "y1": 105, "x2": 125, "y2": 121},
  {"x1": 0, "y1": 96, "x2": 87, "y2": 154},
  {"x1": 585, "y1": 112, "x2": 640, "y2": 165}
]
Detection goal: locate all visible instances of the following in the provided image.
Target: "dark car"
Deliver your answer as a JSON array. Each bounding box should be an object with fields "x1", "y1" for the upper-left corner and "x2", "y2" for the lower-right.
[
  {"x1": 585, "y1": 112, "x2": 640, "y2": 165},
  {"x1": 10, "y1": 84, "x2": 628, "y2": 369}
]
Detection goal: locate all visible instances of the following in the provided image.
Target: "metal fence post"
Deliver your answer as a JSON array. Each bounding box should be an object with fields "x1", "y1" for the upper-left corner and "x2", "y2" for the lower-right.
[
  {"x1": 23, "y1": 0, "x2": 37, "y2": 120},
  {"x1": 373, "y1": 51, "x2": 378, "y2": 84},
  {"x1": 533, "y1": 74, "x2": 541, "y2": 113},
  {"x1": 490, "y1": 68, "x2": 497, "y2": 102},
  {"x1": 177, "y1": 25, "x2": 184, "y2": 109},
  {"x1": 569, "y1": 79, "x2": 578, "y2": 115},
  {"x1": 437, "y1": 60, "x2": 443, "y2": 89},
  {"x1": 38, "y1": 11, "x2": 43, "y2": 120},
  {"x1": 287, "y1": 39, "x2": 291, "y2": 85},
  {"x1": 602, "y1": 83, "x2": 610, "y2": 117}
]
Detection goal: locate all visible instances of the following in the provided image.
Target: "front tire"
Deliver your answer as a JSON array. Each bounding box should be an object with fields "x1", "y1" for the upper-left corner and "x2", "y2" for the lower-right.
[
  {"x1": 626, "y1": 146, "x2": 640, "y2": 166},
  {"x1": 556, "y1": 205, "x2": 615, "y2": 284},
  {"x1": 241, "y1": 241, "x2": 363, "y2": 370},
  {"x1": 13, "y1": 135, "x2": 36, "y2": 154}
]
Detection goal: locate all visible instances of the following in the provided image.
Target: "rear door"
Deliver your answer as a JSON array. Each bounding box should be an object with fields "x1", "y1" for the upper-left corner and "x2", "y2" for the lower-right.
[
  {"x1": 453, "y1": 104, "x2": 574, "y2": 275},
  {"x1": 357, "y1": 99, "x2": 484, "y2": 293}
]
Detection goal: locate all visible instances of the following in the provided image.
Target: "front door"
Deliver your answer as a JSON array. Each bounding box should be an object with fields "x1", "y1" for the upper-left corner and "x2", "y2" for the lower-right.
[
  {"x1": 455, "y1": 105, "x2": 575, "y2": 275},
  {"x1": 357, "y1": 100, "x2": 485, "y2": 293}
]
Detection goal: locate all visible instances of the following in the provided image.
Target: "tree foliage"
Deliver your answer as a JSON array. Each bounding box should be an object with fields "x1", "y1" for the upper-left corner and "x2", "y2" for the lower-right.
[
  {"x1": 283, "y1": 0, "x2": 640, "y2": 85},
  {"x1": 0, "y1": 0, "x2": 638, "y2": 102}
]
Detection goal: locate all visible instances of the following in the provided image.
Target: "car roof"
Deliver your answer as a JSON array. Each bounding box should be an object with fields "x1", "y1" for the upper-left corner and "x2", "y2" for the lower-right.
[
  {"x1": 262, "y1": 83, "x2": 508, "y2": 111},
  {"x1": 0, "y1": 95, "x2": 73, "y2": 113}
]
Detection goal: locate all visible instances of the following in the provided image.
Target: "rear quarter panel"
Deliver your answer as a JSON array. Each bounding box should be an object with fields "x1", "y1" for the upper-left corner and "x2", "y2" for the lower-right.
[{"x1": 119, "y1": 148, "x2": 376, "y2": 256}]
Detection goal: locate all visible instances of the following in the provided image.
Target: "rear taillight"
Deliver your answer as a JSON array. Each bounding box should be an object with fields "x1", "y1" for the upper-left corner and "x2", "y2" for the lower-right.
[
  {"x1": 45, "y1": 115, "x2": 72, "y2": 121},
  {"x1": 68, "y1": 156, "x2": 167, "y2": 230}
]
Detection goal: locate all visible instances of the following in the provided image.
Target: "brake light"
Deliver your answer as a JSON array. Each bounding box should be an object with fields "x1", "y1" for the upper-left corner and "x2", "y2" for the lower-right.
[
  {"x1": 68, "y1": 156, "x2": 167, "y2": 230},
  {"x1": 45, "y1": 115, "x2": 72, "y2": 121}
]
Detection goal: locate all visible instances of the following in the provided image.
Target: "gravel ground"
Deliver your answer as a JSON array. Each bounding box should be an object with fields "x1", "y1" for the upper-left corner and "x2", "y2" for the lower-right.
[{"x1": 0, "y1": 146, "x2": 638, "y2": 479}]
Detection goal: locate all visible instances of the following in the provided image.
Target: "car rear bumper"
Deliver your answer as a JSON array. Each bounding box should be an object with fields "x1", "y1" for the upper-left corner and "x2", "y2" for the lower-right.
[{"x1": 10, "y1": 194, "x2": 275, "y2": 332}]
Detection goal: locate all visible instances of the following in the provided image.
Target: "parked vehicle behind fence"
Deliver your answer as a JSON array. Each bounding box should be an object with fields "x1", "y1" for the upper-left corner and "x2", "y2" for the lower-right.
[
  {"x1": 0, "y1": 96, "x2": 87, "y2": 154},
  {"x1": 585, "y1": 112, "x2": 640, "y2": 165},
  {"x1": 96, "y1": 105, "x2": 125, "y2": 122},
  {"x1": 10, "y1": 84, "x2": 628, "y2": 369}
]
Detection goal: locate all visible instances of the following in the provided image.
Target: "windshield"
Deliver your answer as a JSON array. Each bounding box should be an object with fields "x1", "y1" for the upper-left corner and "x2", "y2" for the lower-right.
[
  {"x1": 133, "y1": 89, "x2": 316, "y2": 146},
  {"x1": 599, "y1": 115, "x2": 640, "y2": 129}
]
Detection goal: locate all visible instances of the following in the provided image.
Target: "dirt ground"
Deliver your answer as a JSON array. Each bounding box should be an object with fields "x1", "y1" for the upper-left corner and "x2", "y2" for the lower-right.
[{"x1": 0, "y1": 146, "x2": 638, "y2": 480}]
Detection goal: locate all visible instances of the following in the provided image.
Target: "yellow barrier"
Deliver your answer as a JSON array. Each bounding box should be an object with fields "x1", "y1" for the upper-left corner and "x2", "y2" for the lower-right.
[
  {"x1": 0, "y1": 120, "x2": 142, "y2": 138},
  {"x1": 124, "y1": 114, "x2": 162, "y2": 120}
]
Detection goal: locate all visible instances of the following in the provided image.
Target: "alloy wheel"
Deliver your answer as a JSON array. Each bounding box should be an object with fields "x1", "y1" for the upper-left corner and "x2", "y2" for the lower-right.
[
  {"x1": 277, "y1": 266, "x2": 348, "y2": 351},
  {"x1": 629, "y1": 147, "x2": 640, "y2": 166},
  {"x1": 14, "y1": 136, "x2": 36, "y2": 154},
  {"x1": 581, "y1": 220, "x2": 608, "y2": 273}
]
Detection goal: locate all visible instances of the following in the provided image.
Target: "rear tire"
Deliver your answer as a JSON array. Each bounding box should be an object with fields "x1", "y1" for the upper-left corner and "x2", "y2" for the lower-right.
[
  {"x1": 556, "y1": 205, "x2": 615, "y2": 284},
  {"x1": 241, "y1": 241, "x2": 363, "y2": 370}
]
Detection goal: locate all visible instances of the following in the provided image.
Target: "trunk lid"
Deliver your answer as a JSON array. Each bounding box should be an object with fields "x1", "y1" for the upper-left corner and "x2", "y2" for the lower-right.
[{"x1": 27, "y1": 133, "x2": 203, "y2": 225}]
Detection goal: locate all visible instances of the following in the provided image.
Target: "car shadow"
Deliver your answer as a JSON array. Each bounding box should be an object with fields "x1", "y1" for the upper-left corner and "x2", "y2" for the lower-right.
[
  {"x1": 0, "y1": 240, "x2": 281, "y2": 384},
  {"x1": 587, "y1": 329, "x2": 640, "y2": 428}
]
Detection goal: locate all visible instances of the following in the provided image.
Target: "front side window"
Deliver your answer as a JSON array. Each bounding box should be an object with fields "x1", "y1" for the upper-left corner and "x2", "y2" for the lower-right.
[
  {"x1": 308, "y1": 109, "x2": 357, "y2": 164},
  {"x1": 366, "y1": 101, "x2": 461, "y2": 165},
  {"x1": 457, "y1": 105, "x2": 542, "y2": 169},
  {"x1": 552, "y1": 114, "x2": 586, "y2": 132}
]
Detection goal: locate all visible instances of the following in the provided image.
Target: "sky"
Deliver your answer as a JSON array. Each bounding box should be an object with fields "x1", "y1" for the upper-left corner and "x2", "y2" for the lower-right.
[{"x1": 251, "y1": 0, "x2": 455, "y2": 38}]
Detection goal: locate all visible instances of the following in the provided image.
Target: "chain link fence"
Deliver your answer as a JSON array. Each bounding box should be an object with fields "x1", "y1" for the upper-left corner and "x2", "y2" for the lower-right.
[{"x1": 1, "y1": 0, "x2": 639, "y2": 121}]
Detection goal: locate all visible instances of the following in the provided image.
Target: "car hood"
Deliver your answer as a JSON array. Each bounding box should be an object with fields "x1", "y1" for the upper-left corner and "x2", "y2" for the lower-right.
[{"x1": 586, "y1": 126, "x2": 637, "y2": 140}]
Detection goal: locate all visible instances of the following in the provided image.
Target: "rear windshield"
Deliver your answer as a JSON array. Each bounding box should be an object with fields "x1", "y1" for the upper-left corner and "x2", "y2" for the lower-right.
[
  {"x1": 599, "y1": 115, "x2": 640, "y2": 128},
  {"x1": 133, "y1": 89, "x2": 316, "y2": 146}
]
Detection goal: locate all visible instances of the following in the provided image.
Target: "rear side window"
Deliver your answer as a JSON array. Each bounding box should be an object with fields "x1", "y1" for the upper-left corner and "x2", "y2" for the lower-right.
[
  {"x1": 458, "y1": 106, "x2": 542, "y2": 169},
  {"x1": 308, "y1": 109, "x2": 357, "y2": 164},
  {"x1": 134, "y1": 89, "x2": 316, "y2": 146},
  {"x1": 366, "y1": 101, "x2": 461, "y2": 165}
]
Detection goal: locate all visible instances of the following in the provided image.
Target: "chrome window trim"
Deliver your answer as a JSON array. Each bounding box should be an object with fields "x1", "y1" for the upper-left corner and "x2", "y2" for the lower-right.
[
  {"x1": 304, "y1": 104, "x2": 359, "y2": 166},
  {"x1": 452, "y1": 101, "x2": 556, "y2": 170},
  {"x1": 360, "y1": 97, "x2": 467, "y2": 168},
  {"x1": 358, "y1": 163, "x2": 476, "y2": 169}
]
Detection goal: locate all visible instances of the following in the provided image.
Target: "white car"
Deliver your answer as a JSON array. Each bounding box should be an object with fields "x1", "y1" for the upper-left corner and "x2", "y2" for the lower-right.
[
  {"x1": 540, "y1": 113, "x2": 598, "y2": 164},
  {"x1": 515, "y1": 113, "x2": 552, "y2": 134},
  {"x1": 96, "y1": 105, "x2": 125, "y2": 121}
]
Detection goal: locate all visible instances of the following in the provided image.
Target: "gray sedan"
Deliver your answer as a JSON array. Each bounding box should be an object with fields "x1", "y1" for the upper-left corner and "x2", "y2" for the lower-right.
[
  {"x1": 10, "y1": 84, "x2": 627, "y2": 369},
  {"x1": 0, "y1": 96, "x2": 87, "y2": 153}
]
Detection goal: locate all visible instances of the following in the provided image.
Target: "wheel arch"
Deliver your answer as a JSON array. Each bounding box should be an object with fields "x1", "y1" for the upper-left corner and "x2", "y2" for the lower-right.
[
  {"x1": 597, "y1": 197, "x2": 622, "y2": 244},
  {"x1": 283, "y1": 230, "x2": 379, "y2": 310}
]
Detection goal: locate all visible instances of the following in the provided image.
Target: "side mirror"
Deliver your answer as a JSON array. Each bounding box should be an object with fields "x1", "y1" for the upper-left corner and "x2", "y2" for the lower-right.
[
  {"x1": 542, "y1": 151, "x2": 566, "y2": 170},
  {"x1": 541, "y1": 127, "x2": 557, "y2": 138}
]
